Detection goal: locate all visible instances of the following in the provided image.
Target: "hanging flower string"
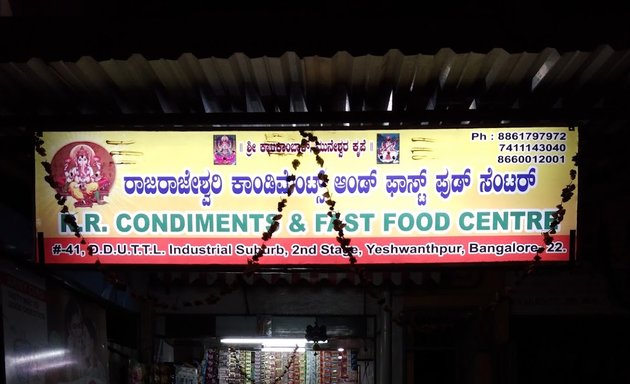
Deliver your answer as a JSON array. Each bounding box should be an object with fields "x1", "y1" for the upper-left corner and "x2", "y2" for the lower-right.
[
  {"x1": 245, "y1": 130, "x2": 357, "y2": 270},
  {"x1": 296, "y1": 131, "x2": 392, "y2": 310},
  {"x1": 35, "y1": 135, "x2": 86, "y2": 246},
  {"x1": 244, "y1": 130, "x2": 388, "y2": 310},
  {"x1": 256, "y1": 131, "x2": 580, "y2": 323},
  {"x1": 475, "y1": 153, "x2": 579, "y2": 317},
  {"x1": 519, "y1": 153, "x2": 577, "y2": 282},
  {"x1": 36, "y1": 134, "x2": 147, "y2": 295}
]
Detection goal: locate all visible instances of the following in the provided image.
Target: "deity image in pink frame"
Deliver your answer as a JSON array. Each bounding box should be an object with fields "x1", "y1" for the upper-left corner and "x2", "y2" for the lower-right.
[
  {"x1": 376, "y1": 133, "x2": 400, "y2": 164},
  {"x1": 213, "y1": 134, "x2": 236, "y2": 165}
]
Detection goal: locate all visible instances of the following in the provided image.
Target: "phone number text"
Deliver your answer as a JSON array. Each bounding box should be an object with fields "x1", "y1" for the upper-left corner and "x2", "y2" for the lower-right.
[
  {"x1": 497, "y1": 131, "x2": 567, "y2": 141},
  {"x1": 497, "y1": 155, "x2": 566, "y2": 164},
  {"x1": 499, "y1": 143, "x2": 566, "y2": 152}
]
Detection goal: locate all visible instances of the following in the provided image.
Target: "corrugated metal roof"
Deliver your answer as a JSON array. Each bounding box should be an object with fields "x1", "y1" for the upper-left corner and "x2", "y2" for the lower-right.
[{"x1": 1, "y1": 45, "x2": 629, "y2": 126}]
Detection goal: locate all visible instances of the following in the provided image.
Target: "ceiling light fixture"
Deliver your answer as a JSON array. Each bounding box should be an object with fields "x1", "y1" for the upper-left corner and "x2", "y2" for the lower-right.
[
  {"x1": 220, "y1": 337, "x2": 327, "y2": 349},
  {"x1": 220, "y1": 337, "x2": 308, "y2": 347}
]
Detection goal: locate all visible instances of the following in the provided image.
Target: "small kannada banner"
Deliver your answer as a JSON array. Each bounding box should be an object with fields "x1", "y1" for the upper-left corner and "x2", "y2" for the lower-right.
[{"x1": 34, "y1": 127, "x2": 578, "y2": 265}]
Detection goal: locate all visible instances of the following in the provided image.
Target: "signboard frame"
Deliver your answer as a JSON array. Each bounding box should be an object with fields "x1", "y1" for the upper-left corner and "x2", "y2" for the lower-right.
[{"x1": 34, "y1": 126, "x2": 578, "y2": 266}]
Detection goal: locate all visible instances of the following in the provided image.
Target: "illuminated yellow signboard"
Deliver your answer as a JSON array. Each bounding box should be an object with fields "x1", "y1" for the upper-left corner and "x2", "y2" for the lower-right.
[{"x1": 34, "y1": 127, "x2": 578, "y2": 265}]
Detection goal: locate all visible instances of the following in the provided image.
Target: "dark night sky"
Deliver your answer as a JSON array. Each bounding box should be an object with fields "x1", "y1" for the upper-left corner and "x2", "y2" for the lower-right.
[{"x1": 1, "y1": 1, "x2": 630, "y2": 61}]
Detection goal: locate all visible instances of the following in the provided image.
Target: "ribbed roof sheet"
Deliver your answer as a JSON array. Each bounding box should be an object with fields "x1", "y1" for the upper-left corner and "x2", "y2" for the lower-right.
[{"x1": 1, "y1": 46, "x2": 629, "y2": 124}]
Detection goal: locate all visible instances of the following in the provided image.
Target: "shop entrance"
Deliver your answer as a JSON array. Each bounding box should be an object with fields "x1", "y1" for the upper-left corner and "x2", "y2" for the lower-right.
[{"x1": 151, "y1": 315, "x2": 375, "y2": 384}]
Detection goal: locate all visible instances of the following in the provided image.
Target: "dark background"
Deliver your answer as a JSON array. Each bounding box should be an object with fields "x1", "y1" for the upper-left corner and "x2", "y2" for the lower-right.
[{"x1": 2, "y1": 1, "x2": 630, "y2": 61}]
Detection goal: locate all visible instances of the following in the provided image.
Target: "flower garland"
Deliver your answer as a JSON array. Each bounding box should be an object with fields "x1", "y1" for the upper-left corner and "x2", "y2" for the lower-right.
[
  {"x1": 35, "y1": 136, "x2": 85, "y2": 243},
  {"x1": 248, "y1": 132, "x2": 579, "y2": 324},
  {"x1": 246, "y1": 130, "x2": 356, "y2": 268},
  {"x1": 473, "y1": 153, "x2": 579, "y2": 317},
  {"x1": 36, "y1": 133, "x2": 143, "y2": 292},
  {"x1": 245, "y1": 130, "x2": 387, "y2": 309},
  {"x1": 518, "y1": 154, "x2": 577, "y2": 282}
]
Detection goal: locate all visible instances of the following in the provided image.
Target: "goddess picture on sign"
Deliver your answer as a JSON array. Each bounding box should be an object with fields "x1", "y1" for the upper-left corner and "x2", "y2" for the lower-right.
[
  {"x1": 50, "y1": 142, "x2": 115, "y2": 208},
  {"x1": 214, "y1": 134, "x2": 236, "y2": 165},
  {"x1": 376, "y1": 133, "x2": 400, "y2": 164}
]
